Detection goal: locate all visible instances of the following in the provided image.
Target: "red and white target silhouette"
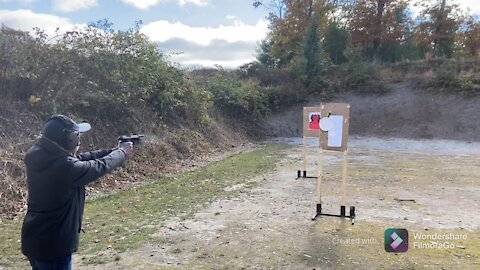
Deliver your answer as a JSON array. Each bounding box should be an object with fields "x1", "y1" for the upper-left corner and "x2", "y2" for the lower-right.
[{"x1": 308, "y1": 112, "x2": 321, "y2": 130}]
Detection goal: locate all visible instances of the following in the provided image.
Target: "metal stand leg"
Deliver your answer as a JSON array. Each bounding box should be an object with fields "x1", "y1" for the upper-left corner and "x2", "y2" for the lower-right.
[
  {"x1": 312, "y1": 204, "x2": 322, "y2": 220},
  {"x1": 350, "y1": 206, "x2": 356, "y2": 225}
]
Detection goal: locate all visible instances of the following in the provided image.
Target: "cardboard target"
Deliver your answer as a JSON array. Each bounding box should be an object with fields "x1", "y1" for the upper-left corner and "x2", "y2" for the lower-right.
[
  {"x1": 303, "y1": 107, "x2": 321, "y2": 138},
  {"x1": 319, "y1": 103, "x2": 350, "y2": 152}
]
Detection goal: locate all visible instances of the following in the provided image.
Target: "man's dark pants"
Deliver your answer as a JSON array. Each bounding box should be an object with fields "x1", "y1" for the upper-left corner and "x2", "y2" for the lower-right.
[{"x1": 28, "y1": 255, "x2": 72, "y2": 270}]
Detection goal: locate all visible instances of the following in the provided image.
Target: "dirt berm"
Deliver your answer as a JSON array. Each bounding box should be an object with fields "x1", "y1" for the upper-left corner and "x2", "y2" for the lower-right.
[{"x1": 262, "y1": 82, "x2": 480, "y2": 142}]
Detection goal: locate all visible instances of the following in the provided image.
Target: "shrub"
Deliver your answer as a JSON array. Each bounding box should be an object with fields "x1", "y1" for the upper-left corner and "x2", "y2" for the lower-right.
[
  {"x1": 239, "y1": 63, "x2": 309, "y2": 110},
  {"x1": 432, "y1": 60, "x2": 459, "y2": 88},
  {"x1": 202, "y1": 70, "x2": 269, "y2": 123},
  {"x1": 0, "y1": 23, "x2": 212, "y2": 126},
  {"x1": 431, "y1": 59, "x2": 480, "y2": 93},
  {"x1": 335, "y1": 48, "x2": 388, "y2": 93}
]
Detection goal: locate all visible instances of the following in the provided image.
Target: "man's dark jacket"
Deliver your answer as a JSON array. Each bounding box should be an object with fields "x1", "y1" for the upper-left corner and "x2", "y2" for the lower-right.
[{"x1": 21, "y1": 137, "x2": 126, "y2": 260}]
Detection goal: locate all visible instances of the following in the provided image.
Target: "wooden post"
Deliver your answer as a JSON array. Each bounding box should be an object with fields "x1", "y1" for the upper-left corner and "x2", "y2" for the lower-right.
[
  {"x1": 303, "y1": 136, "x2": 307, "y2": 173},
  {"x1": 316, "y1": 148, "x2": 324, "y2": 204},
  {"x1": 341, "y1": 150, "x2": 348, "y2": 207}
]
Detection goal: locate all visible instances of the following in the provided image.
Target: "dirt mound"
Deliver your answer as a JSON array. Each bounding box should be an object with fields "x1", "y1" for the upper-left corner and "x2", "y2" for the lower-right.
[
  {"x1": 0, "y1": 100, "x2": 246, "y2": 220},
  {"x1": 262, "y1": 83, "x2": 480, "y2": 142}
]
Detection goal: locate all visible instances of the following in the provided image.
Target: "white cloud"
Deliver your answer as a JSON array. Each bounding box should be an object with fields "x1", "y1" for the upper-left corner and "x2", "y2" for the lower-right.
[
  {"x1": 121, "y1": 0, "x2": 208, "y2": 10},
  {"x1": 142, "y1": 20, "x2": 268, "y2": 67},
  {"x1": 0, "y1": 9, "x2": 83, "y2": 37},
  {"x1": 53, "y1": 0, "x2": 98, "y2": 12},
  {"x1": 178, "y1": 0, "x2": 207, "y2": 6},
  {"x1": 158, "y1": 38, "x2": 259, "y2": 68},
  {"x1": 462, "y1": 0, "x2": 480, "y2": 15},
  {"x1": 410, "y1": 0, "x2": 480, "y2": 16},
  {"x1": 176, "y1": 59, "x2": 252, "y2": 68},
  {"x1": 141, "y1": 20, "x2": 268, "y2": 46},
  {"x1": 121, "y1": 0, "x2": 160, "y2": 10}
]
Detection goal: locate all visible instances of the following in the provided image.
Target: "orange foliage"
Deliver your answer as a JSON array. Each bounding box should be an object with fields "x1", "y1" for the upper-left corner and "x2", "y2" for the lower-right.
[
  {"x1": 463, "y1": 16, "x2": 480, "y2": 56},
  {"x1": 348, "y1": 0, "x2": 411, "y2": 48},
  {"x1": 270, "y1": 0, "x2": 333, "y2": 65}
]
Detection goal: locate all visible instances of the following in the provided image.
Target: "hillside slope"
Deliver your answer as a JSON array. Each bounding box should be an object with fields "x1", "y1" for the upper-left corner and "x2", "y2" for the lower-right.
[{"x1": 262, "y1": 82, "x2": 480, "y2": 142}]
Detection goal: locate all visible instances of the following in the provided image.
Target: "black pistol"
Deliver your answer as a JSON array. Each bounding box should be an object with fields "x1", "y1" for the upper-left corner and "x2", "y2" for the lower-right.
[{"x1": 118, "y1": 134, "x2": 145, "y2": 145}]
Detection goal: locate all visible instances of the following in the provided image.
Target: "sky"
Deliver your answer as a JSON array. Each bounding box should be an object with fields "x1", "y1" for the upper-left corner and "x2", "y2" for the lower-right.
[
  {"x1": 0, "y1": 0, "x2": 479, "y2": 68},
  {"x1": 0, "y1": 0, "x2": 270, "y2": 68}
]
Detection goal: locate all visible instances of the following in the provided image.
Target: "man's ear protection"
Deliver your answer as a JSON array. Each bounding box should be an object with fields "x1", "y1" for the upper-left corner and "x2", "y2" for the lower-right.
[{"x1": 47, "y1": 115, "x2": 80, "y2": 150}]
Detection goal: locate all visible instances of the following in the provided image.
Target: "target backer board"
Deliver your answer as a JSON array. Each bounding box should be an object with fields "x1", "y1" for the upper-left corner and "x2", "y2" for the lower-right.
[
  {"x1": 303, "y1": 107, "x2": 321, "y2": 138},
  {"x1": 319, "y1": 103, "x2": 350, "y2": 152},
  {"x1": 313, "y1": 102, "x2": 355, "y2": 224}
]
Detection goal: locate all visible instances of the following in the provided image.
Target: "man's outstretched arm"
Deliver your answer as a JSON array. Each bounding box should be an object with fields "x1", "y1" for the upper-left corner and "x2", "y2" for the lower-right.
[
  {"x1": 70, "y1": 149, "x2": 126, "y2": 187},
  {"x1": 77, "y1": 149, "x2": 115, "y2": 161}
]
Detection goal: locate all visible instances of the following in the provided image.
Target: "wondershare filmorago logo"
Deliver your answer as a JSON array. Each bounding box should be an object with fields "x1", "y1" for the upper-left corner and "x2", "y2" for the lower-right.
[{"x1": 385, "y1": 228, "x2": 409, "y2": 252}]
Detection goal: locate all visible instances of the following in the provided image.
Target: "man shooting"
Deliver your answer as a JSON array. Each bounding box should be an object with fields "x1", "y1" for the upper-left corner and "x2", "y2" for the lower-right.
[{"x1": 21, "y1": 115, "x2": 134, "y2": 269}]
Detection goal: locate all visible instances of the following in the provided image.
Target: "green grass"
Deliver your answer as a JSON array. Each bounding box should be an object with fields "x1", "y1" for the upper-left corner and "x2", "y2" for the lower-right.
[
  {"x1": 0, "y1": 219, "x2": 25, "y2": 268},
  {"x1": 0, "y1": 144, "x2": 288, "y2": 268}
]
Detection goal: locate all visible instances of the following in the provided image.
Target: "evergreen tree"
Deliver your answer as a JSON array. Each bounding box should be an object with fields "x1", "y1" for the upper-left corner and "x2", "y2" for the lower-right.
[
  {"x1": 257, "y1": 37, "x2": 276, "y2": 68},
  {"x1": 296, "y1": 13, "x2": 328, "y2": 88},
  {"x1": 324, "y1": 23, "x2": 349, "y2": 64}
]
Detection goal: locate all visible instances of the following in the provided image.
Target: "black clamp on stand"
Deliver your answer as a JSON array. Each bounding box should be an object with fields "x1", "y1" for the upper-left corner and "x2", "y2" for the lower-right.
[
  {"x1": 296, "y1": 170, "x2": 318, "y2": 179},
  {"x1": 312, "y1": 204, "x2": 356, "y2": 225}
]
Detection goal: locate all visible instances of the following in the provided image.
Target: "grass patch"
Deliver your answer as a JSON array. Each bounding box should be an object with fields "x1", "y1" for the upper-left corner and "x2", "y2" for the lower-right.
[
  {"x1": 0, "y1": 143, "x2": 288, "y2": 268},
  {"x1": 79, "y1": 143, "x2": 287, "y2": 264},
  {"x1": 0, "y1": 220, "x2": 26, "y2": 268}
]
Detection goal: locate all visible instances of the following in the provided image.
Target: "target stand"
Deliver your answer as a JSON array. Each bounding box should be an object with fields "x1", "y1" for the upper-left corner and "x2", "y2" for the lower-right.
[
  {"x1": 297, "y1": 107, "x2": 321, "y2": 180},
  {"x1": 312, "y1": 204, "x2": 356, "y2": 225},
  {"x1": 311, "y1": 103, "x2": 356, "y2": 225},
  {"x1": 311, "y1": 150, "x2": 356, "y2": 225},
  {"x1": 297, "y1": 137, "x2": 320, "y2": 179}
]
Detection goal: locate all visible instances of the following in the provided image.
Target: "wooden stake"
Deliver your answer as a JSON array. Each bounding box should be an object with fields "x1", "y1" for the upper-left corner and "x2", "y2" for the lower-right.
[
  {"x1": 341, "y1": 150, "x2": 348, "y2": 206},
  {"x1": 316, "y1": 148, "x2": 324, "y2": 204},
  {"x1": 303, "y1": 136, "x2": 307, "y2": 172}
]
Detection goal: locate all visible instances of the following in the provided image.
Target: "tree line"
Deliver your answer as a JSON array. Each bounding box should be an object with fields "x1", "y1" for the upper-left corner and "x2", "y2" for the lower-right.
[{"x1": 253, "y1": 0, "x2": 479, "y2": 71}]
